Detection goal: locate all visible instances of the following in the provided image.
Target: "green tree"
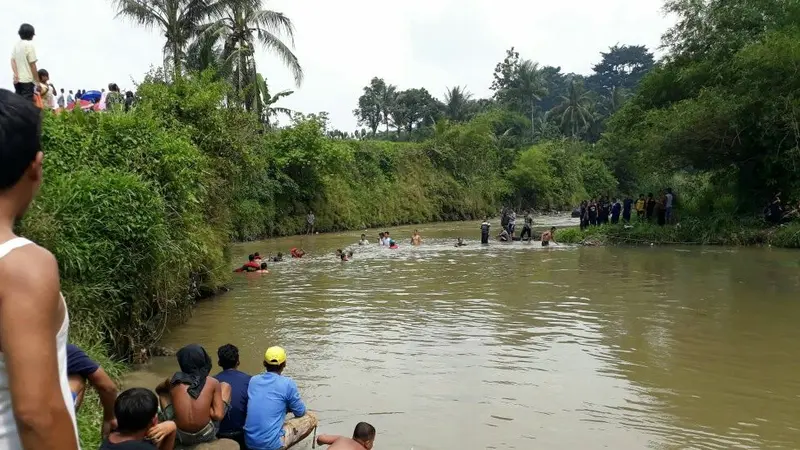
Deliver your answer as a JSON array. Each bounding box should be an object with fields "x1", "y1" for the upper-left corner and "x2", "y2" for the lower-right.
[
  {"x1": 443, "y1": 86, "x2": 474, "y2": 122},
  {"x1": 353, "y1": 78, "x2": 383, "y2": 135},
  {"x1": 490, "y1": 49, "x2": 548, "y2": 135},
  {"x1": 204, "y1": 0, "x2": 302, "y2": 106},
  {"x1": 391, "y1": 88, "x2": 439, "y2": 134},
  {"x1": 587, "y1": 44, "x2": 654, "y2": 95},
  {"x1": 249, "y1": 73, "x2": 293, "y2": 127},
  {"x1": 554, "y1": 80, "x2": 593, "y2": 138},
  {"x1": 113, "y1": 0, "x2": 223, "y2": 79}
]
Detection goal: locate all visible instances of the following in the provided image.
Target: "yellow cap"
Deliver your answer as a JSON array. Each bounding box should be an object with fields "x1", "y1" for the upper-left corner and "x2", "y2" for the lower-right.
[{"x1": 264, "y1": 346, "x2": 287, "y2": 365}]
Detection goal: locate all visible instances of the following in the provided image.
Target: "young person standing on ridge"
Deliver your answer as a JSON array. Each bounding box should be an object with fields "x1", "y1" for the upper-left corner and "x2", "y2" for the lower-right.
[
  {"x1": 0, "y1": 89, "x2": 79, "y2": 449},
  {"x1": 10, "y1": 24, "x2": 40, "y2": 101}
]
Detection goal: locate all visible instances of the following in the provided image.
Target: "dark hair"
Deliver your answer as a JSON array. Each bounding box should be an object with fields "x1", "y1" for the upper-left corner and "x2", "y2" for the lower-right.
[
  {"x1": 114, "y1": 388, "x2": 158, "y2": 434},
  {"x1": 353, "y1": 422, "x2": 376, "y2": 441},
  {"x1": 260, "y1": 262, "x2": 267, "y2": 270},
  {"x1": 217, "y1": 344, "x2": 239, "y2": 370},
  {"x1": 551, "y1": 226, "x2": 556, "y2": 231},
  {"x1": 265, "y1": 361, "x2": 285, "y2": 372},
  {"x1": 248, "y1": 254, "x2": 255, "y2": 261},
  {"x1": 18, "y1": 24, "x2": 35, "y2": 40},
  {"x1": 0, "y1": 89, "x2": 42, "y2": 191},
  {"x1": 60, "y1": 88, "x2": 64, "y2": 93},
  {"x1": 126, "y1": 91, "x2": 134, "y2": 98},
  {"x1": 254, "y1": 252, "x2": 260, "y2": 257},
  {"x1": 37, "y1": 69, "x2": 48, "y2": 79},
  {"x1": 340, "y1": 253, "x2": 347, "y2": 261},
  {"x1": 361, "y1": 234, "x2": 366, "y2": 238}
]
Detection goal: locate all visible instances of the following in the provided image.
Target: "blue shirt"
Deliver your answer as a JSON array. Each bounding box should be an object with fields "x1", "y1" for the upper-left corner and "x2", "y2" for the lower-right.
[
  {"x1": 67, "y1": 344, "x2": 100, "y2": 378},
  {"x1": 244, "y1": 372, "x2": 306, "y2": 450},
  {"x1": 214, "y1": 369, "x2": 251, "y2": 435}
]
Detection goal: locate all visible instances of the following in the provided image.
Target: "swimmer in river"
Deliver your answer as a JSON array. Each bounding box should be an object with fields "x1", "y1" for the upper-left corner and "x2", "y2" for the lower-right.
[
  {"x1": 359, "y1": 234, "x2": 369, "y2": 245},
  {"x1": 411, "y1": 230, "x2": 422, "y2": 246},
  {"x1": 336, "y1": 249, "x2": 343, "y2": 258},
  {"x1": 454, "y1": 238, "x2": 467, "y2": 247},
  {"x1": 347, "y1": 250, "x2": 353, "y2": 259},
  {"x1": 378, "y1": 232, "x2": 385, "y2": 246},
  {"x1": 254, "y1": 252, "x2": 262, "y2": 262},
  {"x1": 290, "y1": 248, "x2": 306, "y2": 258},
  {"x1": 340, "y1": 252, "x2": 348, "y2": 262},
  {"x1": 497, "y1": 228, "x2": 510, "y2": 242},
  {"x1": 541, "y1": 226, "x2": 556, "y2": 246},
  {"x1": 316, "y1": 422, "x2": 376, "y2": 450},
  {"x1": 257, "y1": 262, "x2": 269, "y2": 273},
  {"x1": 271, "y1": 252, "x2": 284, "y2": 262},
  {"x1": 234, "y1": 254, "x2": 261, "y2": 272}
]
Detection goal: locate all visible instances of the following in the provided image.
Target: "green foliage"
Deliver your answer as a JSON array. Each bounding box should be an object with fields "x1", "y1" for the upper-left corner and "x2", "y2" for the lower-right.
[
  {"x1": 507, "y1": 140, "x2": 616, "y2": 210},
  {"x1": 602, "y1": 0, "x2": 800, "y2": 210}
]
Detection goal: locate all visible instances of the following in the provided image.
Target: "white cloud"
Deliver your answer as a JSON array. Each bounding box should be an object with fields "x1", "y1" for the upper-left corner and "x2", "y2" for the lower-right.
[{"x1": 2, "y1": 0, "x2": 673, "y2": 131}]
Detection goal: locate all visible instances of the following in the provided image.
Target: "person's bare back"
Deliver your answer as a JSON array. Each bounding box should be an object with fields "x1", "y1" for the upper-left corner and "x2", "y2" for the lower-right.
[
  {"x1": 317, "y1": 422, "x2": 375, "y2": 450},
  {"x1": 316, "y1": 435, "x2": 369, "y2": 450},
  {"x1": 168, "y1": 377, "x2": 226, "y2": 432}
]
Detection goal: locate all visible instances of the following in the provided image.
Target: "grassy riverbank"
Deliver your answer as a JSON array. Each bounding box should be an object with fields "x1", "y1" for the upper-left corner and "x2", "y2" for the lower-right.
[{"x1": 557, "y1": 218, "x2": 800, "y2": 248}]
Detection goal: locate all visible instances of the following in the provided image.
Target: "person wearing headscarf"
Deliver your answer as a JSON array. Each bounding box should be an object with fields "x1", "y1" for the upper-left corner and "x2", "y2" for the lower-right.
[{"x1": 155, "y1": 344, "x2": 231, "y2": 446}]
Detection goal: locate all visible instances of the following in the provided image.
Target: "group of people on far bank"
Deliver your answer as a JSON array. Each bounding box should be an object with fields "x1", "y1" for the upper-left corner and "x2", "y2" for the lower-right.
[{"x1": 579, "y1": 189, "x2": 676, "y2": 229}]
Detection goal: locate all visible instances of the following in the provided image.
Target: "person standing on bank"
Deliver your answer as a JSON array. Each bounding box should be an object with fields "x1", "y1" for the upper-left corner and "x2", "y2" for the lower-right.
[
  {"x1": 10, "y1": 24, "x2": 40, "y2": 102},
  {"x1": 0, "y1": 89, "x2": 80, "y2": 449}
]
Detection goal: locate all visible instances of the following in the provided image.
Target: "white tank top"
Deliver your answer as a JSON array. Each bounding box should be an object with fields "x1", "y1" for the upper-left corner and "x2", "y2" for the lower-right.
[{"x1": 0, "y1": 238, "x2": 79, "y2": 449}]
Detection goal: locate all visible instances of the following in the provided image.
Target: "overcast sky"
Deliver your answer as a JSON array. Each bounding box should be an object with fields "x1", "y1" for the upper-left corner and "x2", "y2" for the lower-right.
[{"x1": 3, "y1": 0, "x2": 673, "y2": 131}]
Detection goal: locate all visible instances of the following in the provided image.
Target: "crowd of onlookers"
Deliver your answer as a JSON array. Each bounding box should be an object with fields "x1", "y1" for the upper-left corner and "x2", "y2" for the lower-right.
[
  {"x1": 577, "y1": 189, "x2": 677, "y2": 229},
  {"x1": 10, "y1": 22, "x2": 135, "y2": 112}
]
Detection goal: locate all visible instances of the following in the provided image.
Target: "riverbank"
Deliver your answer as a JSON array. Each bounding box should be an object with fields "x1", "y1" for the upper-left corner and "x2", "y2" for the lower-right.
[{"x1": 557, "y1": 218, "x2": 800, "y2": 248}]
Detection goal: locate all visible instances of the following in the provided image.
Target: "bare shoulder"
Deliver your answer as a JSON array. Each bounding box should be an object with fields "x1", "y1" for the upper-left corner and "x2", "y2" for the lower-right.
[{"x1": 0, "y1": 244, "x2": 58, "y2": 297}]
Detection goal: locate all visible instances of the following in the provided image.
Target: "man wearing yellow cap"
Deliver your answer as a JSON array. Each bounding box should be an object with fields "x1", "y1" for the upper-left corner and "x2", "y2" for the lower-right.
[{"x1": 244, "y1": 346, "x2": 317, "y2": 450}]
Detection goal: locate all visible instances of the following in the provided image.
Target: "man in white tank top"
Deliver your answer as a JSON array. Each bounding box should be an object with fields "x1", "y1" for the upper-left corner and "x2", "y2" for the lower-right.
[{"x1": 0, "y1": 89, "x2": 79, "y2": 449}]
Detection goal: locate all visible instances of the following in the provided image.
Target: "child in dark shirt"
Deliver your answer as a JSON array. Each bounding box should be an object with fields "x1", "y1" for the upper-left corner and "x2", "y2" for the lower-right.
[{"x1": 99, "y1": 388, "x2": 176, "y2": 450}]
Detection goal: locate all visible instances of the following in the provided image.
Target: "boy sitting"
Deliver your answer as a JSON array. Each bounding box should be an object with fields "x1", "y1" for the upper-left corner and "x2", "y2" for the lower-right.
[{"x1": 100, "y1": 387, "x2": 176, "y2": 450}]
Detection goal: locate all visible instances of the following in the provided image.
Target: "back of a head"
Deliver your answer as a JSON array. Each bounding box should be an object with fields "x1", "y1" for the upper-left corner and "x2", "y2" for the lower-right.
[
  {"x1": 217, "y1": 343, "x2": 239, "y2": 370},
  {"x1": 0, "y1": 89, "x2": 42, "y2": 191},
  {"x1": 353, "y1": 422, "x2": 376, "y2": 442},
  {"x1": 37, "y1": 69, "x2": 48, "y2": 79},
  {"x1": 115, "y1": 388, "x2": 158, "y2": 434},
  {"x1": 248, "y1": 254, "x2": 255, "y2": 261},
  {"x1": 18, "y1": 24, "x2": 35, "y2": 40},
  {"x1": 260, "y1": 262, "x2": 267, "y2": 270}
]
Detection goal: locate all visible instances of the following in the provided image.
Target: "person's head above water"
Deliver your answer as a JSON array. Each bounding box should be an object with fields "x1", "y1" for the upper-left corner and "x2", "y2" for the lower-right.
[
  {"x1": 353, "y1": 422, "x2": 376, "y2": 449},
  {"x1": 264, "y1": 346, "x2": 287, "y2": 373},
  {"x1": 217, "y1": 343, "x2": 240, "y2": 370},
  {"x1": 361, "y1": 233, "x2": 366, "y2": 239},
  {"x1": 260, "y1": 262, "x2": 268, "y2": 270},
  {"x1": 254, "y1": 252, "x2": 260, "y2": 258},
  {"x1": 248, "y1": 254, "x2": 255, "y2": 262},
  {"x1": 0, "y1": 89, "x2": 44, "y2": 221}
]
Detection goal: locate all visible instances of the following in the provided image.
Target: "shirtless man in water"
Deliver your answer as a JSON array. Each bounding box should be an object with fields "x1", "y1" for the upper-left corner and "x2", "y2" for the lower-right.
[
  {"x1": 317, "y1": 422, "x2": 376, "y2": 450},
  {"x1": 411, "y1": 230, "x2": 422, "y2": 246},
  {"x1": 156, "y1": 344, "x2": 231, "y2": 446}
]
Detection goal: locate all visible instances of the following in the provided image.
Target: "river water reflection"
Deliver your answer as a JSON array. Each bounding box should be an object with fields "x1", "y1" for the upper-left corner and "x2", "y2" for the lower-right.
[{"x1": 127, "y1": 220, "x2": 800, "y2": 449}]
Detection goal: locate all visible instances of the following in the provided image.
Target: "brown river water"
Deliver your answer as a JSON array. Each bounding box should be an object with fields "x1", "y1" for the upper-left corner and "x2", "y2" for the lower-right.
[{"x1": 126, "y1": 219, "x2": 800, "y2": 449}]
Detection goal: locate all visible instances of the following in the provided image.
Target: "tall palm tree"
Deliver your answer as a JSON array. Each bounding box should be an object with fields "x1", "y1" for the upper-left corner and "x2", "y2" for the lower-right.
[
  {"x1": 203, "y1": 0, "x2": 302, "y2": 104},
  {"x1": 443, "y1": 86, "x2": 474, "y2": 122},
  {"x1": 556, "y1": 80, "x2": 594, "y2": 138},
  {"x1": 113, "y1": 0, "x2": 223, "y2": 79},
  {"x1": 509, "y1": 60, "x2": 548, "y2": 135}
]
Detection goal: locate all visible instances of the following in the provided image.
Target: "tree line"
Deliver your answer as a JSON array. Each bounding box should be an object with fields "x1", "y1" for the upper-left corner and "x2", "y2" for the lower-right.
[{"x1": 347, "y1": 44, "x2": 655, "y2": 143}]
